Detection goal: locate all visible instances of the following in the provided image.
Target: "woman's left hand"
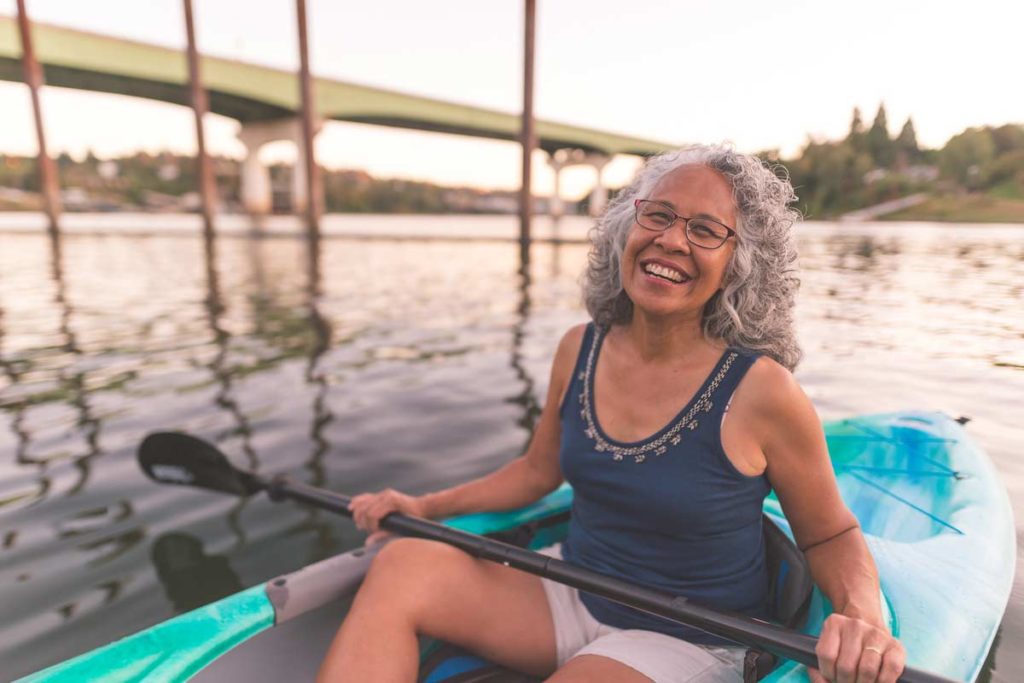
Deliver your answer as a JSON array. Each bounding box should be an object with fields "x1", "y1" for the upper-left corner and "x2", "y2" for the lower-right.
[{"x1": 809, "y1": 613, "x2": 905, "y2": 683}]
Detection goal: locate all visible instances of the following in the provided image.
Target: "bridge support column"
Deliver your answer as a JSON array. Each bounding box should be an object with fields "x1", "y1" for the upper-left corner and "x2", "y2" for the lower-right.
[
  {"x1": 586, "y1": 153, "x2": 611, "y2": 217},
  {"x1": 239, "y1": 144, "x2": 271, "y2": 215},
  {"x1": 547, "y1": 152, "x2": 569, "y2": 218},
  {"x1": 237, "y1": 117, "x2": 322, "y2": 215},
  {"x1": 292, "y1": 141, "x2": 312, "y2": 215},
  {"x1": 546, "y1": 149, "x2": 613, "y2": 217}
]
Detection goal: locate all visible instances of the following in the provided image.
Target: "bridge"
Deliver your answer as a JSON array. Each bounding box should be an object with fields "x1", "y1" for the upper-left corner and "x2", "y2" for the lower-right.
[{"x1": 0, "y1": 16, "x2": 675, "y2": 214}]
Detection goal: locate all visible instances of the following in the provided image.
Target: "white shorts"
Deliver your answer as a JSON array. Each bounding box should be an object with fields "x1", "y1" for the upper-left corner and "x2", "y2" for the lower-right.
[{"x1": 537, "y1": 544, "x2": 745, "y2": 683}]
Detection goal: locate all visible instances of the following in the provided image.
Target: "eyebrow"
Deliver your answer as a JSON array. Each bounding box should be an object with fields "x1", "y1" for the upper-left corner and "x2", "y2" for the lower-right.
[{"x1": 653, "y1": 199, "x2": 728, "y2": 225}]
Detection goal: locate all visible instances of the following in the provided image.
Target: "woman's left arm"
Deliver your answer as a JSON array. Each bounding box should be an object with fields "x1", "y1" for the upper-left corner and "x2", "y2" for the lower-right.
[{"x1": 743, "y1": 359, "x2": 906, "y2": 683}]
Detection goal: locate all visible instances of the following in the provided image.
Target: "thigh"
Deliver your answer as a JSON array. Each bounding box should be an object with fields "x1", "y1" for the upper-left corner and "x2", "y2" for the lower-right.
[
  {"x1": 557, "y1": 630, "x2": 743, "y2": 683},
  {"x1": 545, "y1": 654, "x2": 653, "y2": 682},
  {"x1": 358, "y1": 537, "x2": 558, "y2": 677}
]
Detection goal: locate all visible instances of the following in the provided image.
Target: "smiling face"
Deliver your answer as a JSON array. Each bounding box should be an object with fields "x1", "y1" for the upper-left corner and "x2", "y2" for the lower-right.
[{"x1": 620, "y1": 164, "x2": 738, "y2": 322}]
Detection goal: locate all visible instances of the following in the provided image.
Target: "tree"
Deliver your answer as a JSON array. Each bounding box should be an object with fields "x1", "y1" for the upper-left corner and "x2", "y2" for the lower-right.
[
  {"x1": 893, "y1": 117, "x2": 921, "y2": 168},
  {"x1": 867, "y1": 104, "x2": 894, "y2": 168},
  {"x1": 939, "y1": 127, "x2": 995, "y2": 189},
  {"x1": 787, "y1": 139, "x2": 872, "y2": 216},
  {"x1": 846, "y1": 107, "x2": 866, "y2": 153},
  {"x1": 979, "y1": 124, "x2": 1024, "y2": 196},
  {"x1": 990, "y1": 124, "x2": 1024, "y2": 155}
]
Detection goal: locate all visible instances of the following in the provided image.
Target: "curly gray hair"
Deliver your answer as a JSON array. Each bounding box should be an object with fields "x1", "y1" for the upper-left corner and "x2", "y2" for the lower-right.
[{"x1": 582, "y1": 143, "x2": 803, "y2": 370}]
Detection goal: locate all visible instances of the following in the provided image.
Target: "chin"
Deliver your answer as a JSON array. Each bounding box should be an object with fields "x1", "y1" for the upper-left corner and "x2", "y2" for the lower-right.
[
  {"x1": 631, "y1": 289, "x2": 718, "y2": 321},
  {"x1": 632, "y1": 299, "x2": 696, "y2": 320}
]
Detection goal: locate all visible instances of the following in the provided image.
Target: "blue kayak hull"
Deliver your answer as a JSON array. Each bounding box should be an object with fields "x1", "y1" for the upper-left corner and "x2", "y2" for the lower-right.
[{"x1": 759, "y1": 411, "x2": 1015, "y2": 682}]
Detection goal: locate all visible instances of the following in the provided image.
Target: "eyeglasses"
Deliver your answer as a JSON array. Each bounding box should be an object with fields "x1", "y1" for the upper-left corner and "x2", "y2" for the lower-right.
[{"x1": 633, "y1": 199, "x2": 736, "y2": 249}]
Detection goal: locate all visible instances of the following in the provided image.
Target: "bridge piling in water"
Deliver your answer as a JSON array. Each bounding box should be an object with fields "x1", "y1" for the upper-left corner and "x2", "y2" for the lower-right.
[
  {"x1": 519, "y1": 0, "x2": 537, "y2": 255},
  {"x1": 15, "y1": 0, "x2": 61, "y2": 237},
  {"x1": 295, "y1": 0, "x2": 322, "y2": 275},
  {"x1": 183, "y1": 0, "x2": 217, "y2": 245}
]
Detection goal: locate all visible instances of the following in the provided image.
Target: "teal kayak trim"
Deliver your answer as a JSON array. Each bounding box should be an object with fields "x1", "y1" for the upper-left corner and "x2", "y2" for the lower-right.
[
  {"x1": 443, "y1": 484, "x2": 573, "y2": 535},
  {"x1": 16, "y1": 488, "x2": 575, "y2": 682},
  {"x1": 17, "y1": 585, "x2": 275, "y2": 683}
]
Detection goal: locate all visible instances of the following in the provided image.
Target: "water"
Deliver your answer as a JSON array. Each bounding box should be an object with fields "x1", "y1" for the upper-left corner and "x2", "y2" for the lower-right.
[{"x1": 0, "y1": 216, "x2": 1022, "y2": 680}]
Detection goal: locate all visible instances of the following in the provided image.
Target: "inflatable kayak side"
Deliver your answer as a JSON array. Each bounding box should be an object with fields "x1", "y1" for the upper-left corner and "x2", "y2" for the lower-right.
[
  {"x1": 15, "y1": 486, "x2": 575, "y2": 683},
  {"x1": 761, "y1": 411, "x2": 1015, "y2": 683},
  {"x1": 16, "y1": 585, "x2": 275, "y2": 683}
]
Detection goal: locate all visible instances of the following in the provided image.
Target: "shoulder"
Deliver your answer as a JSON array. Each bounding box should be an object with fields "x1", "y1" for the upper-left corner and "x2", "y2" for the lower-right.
[
  {"x1": 552, "y1": 324, "x2": 589, "y2": 374},
  {"x1": 546, "y1": 323, "x2": 590, "y2": 407},
  {"x1": 740, "y1": 355, "x2": 801, "y2": 406},
  {"x1": 731, "y1": 355, "x2": 817, "y2": 444}
]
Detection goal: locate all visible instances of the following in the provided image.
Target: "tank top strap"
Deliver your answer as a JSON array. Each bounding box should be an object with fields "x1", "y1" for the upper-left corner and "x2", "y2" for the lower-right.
[
  {"x1": 708, "y1": 346, "x2": 762, "y2": 421},
  {"x1": 559, "y1": 322, "x2": 596, "y2": 419}
]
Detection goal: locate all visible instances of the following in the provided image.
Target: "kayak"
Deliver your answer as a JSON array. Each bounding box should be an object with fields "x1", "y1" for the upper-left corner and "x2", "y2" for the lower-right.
[{"x1": 17, "y1": 411, "x2": 1015, "y2": 682}]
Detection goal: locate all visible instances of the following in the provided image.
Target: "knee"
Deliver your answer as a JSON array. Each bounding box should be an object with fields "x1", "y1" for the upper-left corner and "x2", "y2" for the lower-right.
[
  {"x1": 366, "y1": 538, "x2": 461, "y2": 584},
  {"x1": 357, "y1": 538, "x2": 464, "y2": 620}
]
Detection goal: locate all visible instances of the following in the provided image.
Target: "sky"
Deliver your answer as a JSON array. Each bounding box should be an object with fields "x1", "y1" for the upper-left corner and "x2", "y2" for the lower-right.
[{"x1": 0, "y1": 0, "x2": 1020, "y2": 199}]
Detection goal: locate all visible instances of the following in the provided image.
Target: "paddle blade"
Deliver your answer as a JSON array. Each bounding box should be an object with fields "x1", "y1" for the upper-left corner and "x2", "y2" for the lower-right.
[{"x1": 138, "y1": 432, "x2": 265, "y2": 497}]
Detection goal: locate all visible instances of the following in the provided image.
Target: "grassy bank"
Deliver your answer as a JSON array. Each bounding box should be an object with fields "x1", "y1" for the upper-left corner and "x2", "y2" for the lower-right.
[{"x1": 884, "y1": 194, "x2": 1024, "y2": 224}]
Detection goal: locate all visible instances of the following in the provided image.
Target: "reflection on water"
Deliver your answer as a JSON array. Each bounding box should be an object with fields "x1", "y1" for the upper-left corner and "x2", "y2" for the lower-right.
[
  {"x1": 152, "y1": 532, "x2": 242, "y2": 613},
  {"x1": 0, "y1": 218, "x2": 1022, "y2": 680},
  {"x1": 508, "y1": 257, "x2": 541, "y2": 445}
]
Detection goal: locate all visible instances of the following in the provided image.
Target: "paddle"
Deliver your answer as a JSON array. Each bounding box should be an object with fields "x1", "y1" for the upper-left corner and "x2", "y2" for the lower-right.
[{"x1": 138, "y1": 431, "x2": 954, "y2": 683}]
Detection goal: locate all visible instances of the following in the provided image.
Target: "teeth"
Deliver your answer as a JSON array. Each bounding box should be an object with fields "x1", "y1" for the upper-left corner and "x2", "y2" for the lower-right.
[{"x1": 643, "y1": 263, "x2": 687, "y2": 283}]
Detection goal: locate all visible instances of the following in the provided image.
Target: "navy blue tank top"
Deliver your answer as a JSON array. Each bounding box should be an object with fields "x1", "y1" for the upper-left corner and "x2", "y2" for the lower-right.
[{"x1": 559, "y1": 323, "x2": 771, "y2": 645}]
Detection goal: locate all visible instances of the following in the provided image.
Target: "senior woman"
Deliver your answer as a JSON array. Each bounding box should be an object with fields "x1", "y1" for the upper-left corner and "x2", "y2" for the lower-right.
[{"x1": 317, "y1": 144, "x2": 905, "y2": 683}]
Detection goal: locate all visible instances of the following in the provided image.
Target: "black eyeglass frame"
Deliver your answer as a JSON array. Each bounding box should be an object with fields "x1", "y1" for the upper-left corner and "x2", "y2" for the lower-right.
[{"x1": 633, "y1": 198, "x2": 736, "y2": 249}]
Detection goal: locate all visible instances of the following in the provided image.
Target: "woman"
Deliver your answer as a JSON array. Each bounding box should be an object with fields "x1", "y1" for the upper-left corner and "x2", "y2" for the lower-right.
[{"x1": 317, "y1": 145, "x2": 906, "y2": 683}]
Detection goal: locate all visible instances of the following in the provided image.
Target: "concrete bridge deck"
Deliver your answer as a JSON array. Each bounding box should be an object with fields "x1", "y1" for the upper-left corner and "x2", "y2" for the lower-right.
[{"x1": 0, "y1": 16, "x2": 672, "y2": 157}]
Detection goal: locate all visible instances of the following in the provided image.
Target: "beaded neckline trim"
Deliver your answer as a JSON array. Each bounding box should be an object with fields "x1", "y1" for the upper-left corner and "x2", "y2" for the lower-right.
[{"x1": 578, "y1": 327, "x2": 738, "y2": 464}]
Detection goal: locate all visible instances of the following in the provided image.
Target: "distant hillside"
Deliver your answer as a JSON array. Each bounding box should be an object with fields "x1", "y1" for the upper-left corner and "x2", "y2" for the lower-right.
[
  {"x1": 760, "y1": 107, "x2": 1024, "y2": 223},
  {"x1": 3, "y1": 110, "x2": 1023, "y2": 222},
  {"x1": 0, "y1": 152, "x2": 563, "y2": 215}
]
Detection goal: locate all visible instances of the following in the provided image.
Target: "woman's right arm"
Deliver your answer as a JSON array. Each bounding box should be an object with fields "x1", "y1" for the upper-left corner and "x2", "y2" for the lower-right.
[{"x1": 350, "y1": 325, "x2": 585, "y2": 533}]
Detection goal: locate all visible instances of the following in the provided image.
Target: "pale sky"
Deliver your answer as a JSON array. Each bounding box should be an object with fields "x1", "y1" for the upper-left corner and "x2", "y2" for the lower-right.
[{"x1": 0, "y1": 0, "x2": 1020, "y2": 199}]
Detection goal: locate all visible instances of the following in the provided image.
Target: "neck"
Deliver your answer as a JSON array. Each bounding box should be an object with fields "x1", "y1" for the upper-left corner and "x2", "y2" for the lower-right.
[{"x1": 623, "y1": 308, "x2": 714, "y2": 363}]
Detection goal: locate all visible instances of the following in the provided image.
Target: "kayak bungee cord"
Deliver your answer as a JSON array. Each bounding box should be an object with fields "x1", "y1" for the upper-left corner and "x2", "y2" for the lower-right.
[{"x1": 138, "y1": 431, "x2": 955, "y2": 683}]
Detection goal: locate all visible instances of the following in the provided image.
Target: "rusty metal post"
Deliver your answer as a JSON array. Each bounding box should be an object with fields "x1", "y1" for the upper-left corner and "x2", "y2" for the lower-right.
[
  {"x1": 519, "y1": 0, "x2": 537, "y2": 255},
  {"x1": 15, "y1": 0, "x2": 61, "y2": 236},
  {"x1": 183, "y1": 0, "x2": 216, "y2": 244},
  {"x1": 295, "y1": 0, "x2": 321, "y2": 269}
]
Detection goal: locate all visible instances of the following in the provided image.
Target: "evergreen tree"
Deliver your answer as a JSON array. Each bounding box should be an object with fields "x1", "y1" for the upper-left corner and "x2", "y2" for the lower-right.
[
  {"x1": 846, "y1": 107, "x2": 866, "y2": 152},
  {"x1": 896, "y1": 117, "x2": 920, "y2": 167},
  {"x1": 867, "y1": 103, "x2": 894, "y2": 168}
]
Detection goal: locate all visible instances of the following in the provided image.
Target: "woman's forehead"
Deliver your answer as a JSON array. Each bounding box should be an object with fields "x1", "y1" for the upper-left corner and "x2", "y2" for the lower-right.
[{"x1": 649, "y1": 165, "x2": 737, "y2": 223}]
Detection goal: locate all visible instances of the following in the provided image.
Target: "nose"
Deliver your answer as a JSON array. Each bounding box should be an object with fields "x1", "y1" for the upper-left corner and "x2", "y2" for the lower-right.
[{"x1": 652, "y1": 220, "x2": 691, "y2": 254}]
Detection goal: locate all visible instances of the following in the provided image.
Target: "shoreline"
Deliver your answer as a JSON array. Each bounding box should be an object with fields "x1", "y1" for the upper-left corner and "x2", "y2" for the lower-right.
[
  {"x1": 852, "y1": 194, "x2": 1024, "y2": 225},
  {"x1": 0, "y1": 212, "x2": 1022, "y2": 242}
]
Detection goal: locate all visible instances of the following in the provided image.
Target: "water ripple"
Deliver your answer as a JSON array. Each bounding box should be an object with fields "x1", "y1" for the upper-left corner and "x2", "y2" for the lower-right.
[{"x1": 0, "y1": 220, "x2": 1021, "y2": 680}]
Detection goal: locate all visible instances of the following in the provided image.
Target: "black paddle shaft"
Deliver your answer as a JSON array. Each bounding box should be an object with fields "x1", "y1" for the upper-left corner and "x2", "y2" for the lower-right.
[
  {"x1": 269, "y1": 476, "x2": 952, "y2": 683},
  {"x1": 136, "y1": 431, "x2": 952, "y2": 683}
]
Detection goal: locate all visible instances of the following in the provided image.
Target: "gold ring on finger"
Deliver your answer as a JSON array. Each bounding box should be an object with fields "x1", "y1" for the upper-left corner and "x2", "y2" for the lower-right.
[{"x1": 863, "y1": 646, "x2": 884, "y2": 656}]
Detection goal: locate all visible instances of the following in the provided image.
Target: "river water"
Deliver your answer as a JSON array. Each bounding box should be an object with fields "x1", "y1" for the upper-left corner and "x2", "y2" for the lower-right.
[{"x1": 0, "y1": 215, "x2": 1021, "y2": 680}]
